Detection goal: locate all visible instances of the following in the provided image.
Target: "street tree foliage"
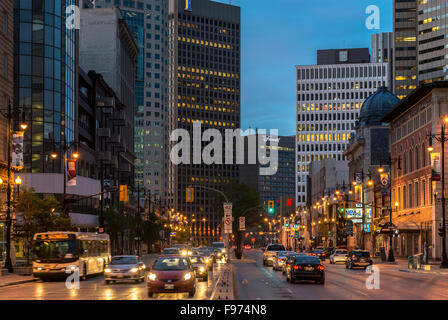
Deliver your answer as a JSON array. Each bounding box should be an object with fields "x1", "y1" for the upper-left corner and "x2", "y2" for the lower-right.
[
  {"x1": 104, "y1": 204, "x2": 163, "y2": 255},
  {"x1": 13, "y1": 188, "x2": 71, "y2": 265},
  {"x1": 218, "y1": 180, "x2": 261, "y2": 258}
]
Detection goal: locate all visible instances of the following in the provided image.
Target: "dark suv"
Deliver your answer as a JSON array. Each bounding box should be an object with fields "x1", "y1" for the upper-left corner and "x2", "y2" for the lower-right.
[{"x1": 345, "y1": 250, "x2": 372, "y2": 269}]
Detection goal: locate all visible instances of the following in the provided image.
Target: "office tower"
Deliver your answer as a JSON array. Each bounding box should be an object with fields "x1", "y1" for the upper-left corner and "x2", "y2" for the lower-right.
[
  {"x1": 94, "y1": 0, "x2": 170, "y2": 199},
  {"x1": 372, "y1": 32, "x2": 394, "y2": 90},
  {"x1": 0, "y1": 0, "x2": 13, "y2": 183},
  {"x1": 0, "y1": 0, "x2": 13, "y2": 265},
  {"x1": 417, "y1": 0, "x2": 448, "y2": 83},
  {"x1": 393, "y1": 0, "x2": 418, "y2": 99},
  {"x1": 295, "y1": 48, "x2": 389, "y2": 209},
  {"x1": 168, "y1": 0, "x2": 240, "y2": 244},
  {"x1": 240, "y1": 134, "x2": 296, "y2": 215},
  {"x1": 79, "y1": 7, "x2": 138, "y2": 188},
  {"x1": 14, "y1": 0, "x2": 78, "y2": 175}
]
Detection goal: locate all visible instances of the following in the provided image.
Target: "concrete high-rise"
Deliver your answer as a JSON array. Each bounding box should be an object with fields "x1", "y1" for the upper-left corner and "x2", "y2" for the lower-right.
[
  {"x1": 295, "y1": 49, "x2": 389, "y2": 210},
  {"x1": 372, "y1": 32, "x2": 394, "y2": 90},
  {"x1": 94, "y1": 0, "x2": 170, "y2": 199},
  {"x1": 393, "y1": 0, "x2": 418, "y2": 99},
  {"x1": 168, "y1": 0, "x2": 240, "y2": 245}
]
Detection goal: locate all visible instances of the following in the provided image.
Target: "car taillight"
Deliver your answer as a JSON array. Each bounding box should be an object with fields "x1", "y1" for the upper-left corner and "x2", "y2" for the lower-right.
[
  {"x1": 265, "y1": 252, "x2": 268, "y2": 257},
  {"x1": 278, "y1": 259, "x2": 282, "y2": 262},
  {"x1": 312, "y1": 253, "x2": 316, "y2": 256},
  {"x1": 317, "y1": 266, "x2": 325, "y2": 271},
  {"x1": 293, "y1": 265, "x2": 302, "y2": 270},
  {"x1": 352, "y1": 255, "x2": 356, "y2": 259}
]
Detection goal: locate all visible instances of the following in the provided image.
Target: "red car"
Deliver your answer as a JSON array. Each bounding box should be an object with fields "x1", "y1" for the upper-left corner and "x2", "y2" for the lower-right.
[{"x1": 147, "y1": 256, "x2": 196, "y2": 298}]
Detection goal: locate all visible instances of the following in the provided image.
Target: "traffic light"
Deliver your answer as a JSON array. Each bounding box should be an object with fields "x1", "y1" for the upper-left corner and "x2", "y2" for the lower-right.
[
  {"x1": 339, "y1": 201, "x2": 346, "y2": 214},
  {"x1": 119, "y1": 185, "x2": 128, "y2": 202},
  {"x1": 439, "y1": 228, "x2": 445, "y2": 237},
  {"x1": 186, "y1": 187, "x2": 194, "y2": 203},
  {"x1": 267, "y1": 201, "x2": 274, "y2": 215}
]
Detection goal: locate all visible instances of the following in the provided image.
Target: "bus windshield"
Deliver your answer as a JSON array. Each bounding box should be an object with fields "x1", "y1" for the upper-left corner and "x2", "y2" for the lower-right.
[{"x1": 33, "y1": 240, "x2": 78, "y2": 261}]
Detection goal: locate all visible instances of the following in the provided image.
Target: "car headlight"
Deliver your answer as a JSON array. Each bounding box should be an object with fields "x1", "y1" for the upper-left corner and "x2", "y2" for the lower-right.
[
  {"x1": 37, "y1": 267, "x2": 42, "y2": 271},
  {"x1": 188, "y1": 251, "x2": 192, "y2": 256},
  {"x1": 104, "y1": 268, "x2": 111, "y2": 273},
  {"x1": 221, "y1": 248, "x2": 226, "y2": 252},
  {"x1": 204, "y1": 258, "x2": 209, "y2": 263},
  {"x1": 130, "y1": 267, "x2": 138, "y2": 273},
  {"x1": 181, "y1": 250, "x2": 187, "y2": 256},
  {"x1": 148, "y1": 273, "x2": 156, "y2": 281},
  {"x1": 199, "y1": 267, "x2": 205, "y2": 272},
  {"x1": 184, "y1": 272, "x2": 192, "y2": 280}
]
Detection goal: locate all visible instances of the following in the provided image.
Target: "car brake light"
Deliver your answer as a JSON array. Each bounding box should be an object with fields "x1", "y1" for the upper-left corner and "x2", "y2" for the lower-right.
[
  {"x1": 265, "y1": 252, "x2": 268, "y2": 257},
  {"x1": 317, "y1": 266, "x2": 325, "y2": 271},
  {"x1": 293, "y1": 265, "x2": 302, "y2": 270},
  {"x1": 352, "y1": 255, "x2": 356, "y2": 259}
]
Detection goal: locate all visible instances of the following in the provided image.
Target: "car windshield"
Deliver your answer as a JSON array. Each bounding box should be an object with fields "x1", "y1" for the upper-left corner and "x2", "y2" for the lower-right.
[
  {"x1": 32, "y1": 240, "x2": 77, "y2": 260},
  {"x1": 355, "y1": 251, "x2": 370, "y2": 257},
  {"x1": 295, "y1": 257, "x2": 321, "y2": 264},
  {"x1": 110, "y1": 256, "x2": 138, "y2": 265},
  {"x1": 162, "y1": 248, "x2": 179, "y2": 254},
  {"x1": 336, "y1": 250, "x2": 347, "y2": 254},
  {"x1": 189, "y1": 256, "x2": 204, "y2": 264},
  {"x1": 153, "y1": 257, "x2": 190, "y2": 271},
  {"x1": 267, "y1": 244, "x2": 285, "y2": 251},
  {"x1": 212, "y1": 243, "x2": 225, "y2": 249}
]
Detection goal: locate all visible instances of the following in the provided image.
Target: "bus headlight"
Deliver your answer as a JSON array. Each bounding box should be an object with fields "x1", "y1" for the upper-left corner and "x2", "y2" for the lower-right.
[
  {"x1": 130, "y1": 267, "x2": 138, "y2": 273},
  {"x1": 148, "y1": 273, "x2": 156, "y2": 281},
  {"x1": 184, "y1": 272, "x2": 192, "y2": 280},
  {"x1": 199, "y1": 267, "x2": 205, "y2": 273},
  {"x1": 104, "y1": 268, "x2": 111, "y2": 273},
  {"x1": 181, "y1": 250, "x2": 187, "y2": 256}
]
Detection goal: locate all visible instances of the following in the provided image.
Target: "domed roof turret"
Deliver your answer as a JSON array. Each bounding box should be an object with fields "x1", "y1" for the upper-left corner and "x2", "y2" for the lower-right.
[{"x1": 358, "y1": 87, "x2": 400, "y2": 126}]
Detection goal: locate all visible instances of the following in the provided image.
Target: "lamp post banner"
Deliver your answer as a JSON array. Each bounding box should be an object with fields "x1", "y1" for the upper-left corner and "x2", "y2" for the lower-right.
[
  {"x1": 11, "y1": 132, "x2": 24, "y2": 169},
  {"x1": 380, "y1": 173, "x2": 389, "y2": 195},
  {"x1": 431, "y1": 153, "x2": 441, "y2": 181}
]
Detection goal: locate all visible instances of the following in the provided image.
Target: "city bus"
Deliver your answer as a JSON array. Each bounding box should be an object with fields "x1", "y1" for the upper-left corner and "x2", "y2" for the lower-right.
[{"x1": 32, "y1": 232, "x2": 111, "y2": 281}]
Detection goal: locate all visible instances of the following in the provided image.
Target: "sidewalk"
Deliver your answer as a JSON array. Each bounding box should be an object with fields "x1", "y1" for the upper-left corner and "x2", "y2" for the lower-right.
[{"x1": 0, "y1": 273, "x2": 37, "y2": 288}]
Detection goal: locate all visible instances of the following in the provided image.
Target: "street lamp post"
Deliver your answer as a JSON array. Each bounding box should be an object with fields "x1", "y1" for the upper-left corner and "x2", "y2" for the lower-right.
[
  {"x1": 427, "y1": 116, "x2": 448, "y2": 268},
  {"x1": 379, "y1": 156, "x2": 401, "y2": 262},
  {"x1": 0, "y1": 99, "x2": 27, "y2": 272},
  {"x1": 50, "y1": 137, "x2": 79, "y2": 217}
]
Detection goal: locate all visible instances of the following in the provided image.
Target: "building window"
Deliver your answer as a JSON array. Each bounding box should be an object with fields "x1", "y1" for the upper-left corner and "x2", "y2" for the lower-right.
[{"x1": 2, "y1": 11, "x2": 7, "y2": 35}]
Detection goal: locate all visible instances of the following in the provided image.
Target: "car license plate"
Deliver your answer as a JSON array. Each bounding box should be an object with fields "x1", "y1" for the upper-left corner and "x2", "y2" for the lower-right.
[
  {"x1": 117, "y1": 275, "x2": 123, "y2": 278},
  {"x1": 305, "y1": 267, "x2": 314, "y2": 271},
  {"x1": 164, "y1": 284, "x2": 174, "y2": 290}
]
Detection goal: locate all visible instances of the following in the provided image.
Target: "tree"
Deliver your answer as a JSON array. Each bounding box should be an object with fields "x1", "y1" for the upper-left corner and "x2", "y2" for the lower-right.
[
  {"x1": 219, "y1": 180, "x2": 262, "y2": 259},
  {"x1": 13, "y1": 188, "x2": 71, "y2": 265}
]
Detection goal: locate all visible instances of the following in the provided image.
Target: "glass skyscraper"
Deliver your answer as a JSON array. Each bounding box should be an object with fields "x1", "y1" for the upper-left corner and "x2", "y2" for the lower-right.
[
  {"x1": 95, "y1": 0, "x2": 169, "y2": 198},
  {"x1": 13, "y1": 0, "x2": 77, "y2": 173}
]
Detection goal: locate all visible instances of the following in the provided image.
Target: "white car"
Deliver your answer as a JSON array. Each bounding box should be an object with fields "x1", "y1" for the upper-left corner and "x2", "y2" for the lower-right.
[{"x1": 329, "y1": 249, "x2": 348, "y2": 264}]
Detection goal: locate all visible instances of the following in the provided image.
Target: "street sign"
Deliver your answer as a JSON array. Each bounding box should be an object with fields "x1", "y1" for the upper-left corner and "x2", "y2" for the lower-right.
[
  {"x1": 328, "y1": 231, "x2": 332, "y2": 236},
  {"x1": 224, "y1": 202, "x2": 233, "y2": 234},
  {"x1": 239, "y1": 216, "x2": 245, "y2": 231}
]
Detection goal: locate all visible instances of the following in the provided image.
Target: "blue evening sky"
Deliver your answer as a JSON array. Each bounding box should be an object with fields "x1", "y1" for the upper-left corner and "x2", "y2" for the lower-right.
[{"x1": 215, "y1": 0, "x2": 393, "y2": 136}]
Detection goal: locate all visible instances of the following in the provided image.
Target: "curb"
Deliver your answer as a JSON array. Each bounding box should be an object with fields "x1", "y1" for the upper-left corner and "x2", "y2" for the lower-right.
[
  {"x1": 0, "y1": 278, "x2": 37, "y2": 288},
  {"x1": 398, "y1": 269, "x2": 448, "y2": 275}
]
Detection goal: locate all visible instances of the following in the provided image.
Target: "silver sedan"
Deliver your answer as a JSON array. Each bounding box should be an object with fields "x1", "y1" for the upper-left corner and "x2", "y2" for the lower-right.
[
  {"x1": 329, "y1": 250, "x2": 348, "y2": 264},
  {"x1": 104, "y1": 255, "x2": 146, "y2": 284}
]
